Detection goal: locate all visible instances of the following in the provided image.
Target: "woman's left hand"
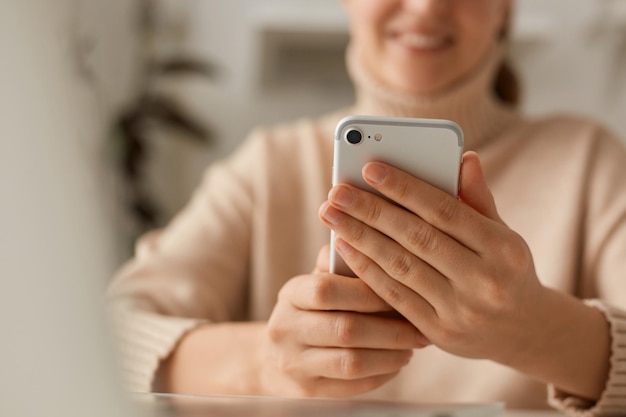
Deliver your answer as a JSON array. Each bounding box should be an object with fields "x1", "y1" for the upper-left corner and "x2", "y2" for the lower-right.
[{"x1": 319, "y1": 151, "x2": 547, "y2": 366}]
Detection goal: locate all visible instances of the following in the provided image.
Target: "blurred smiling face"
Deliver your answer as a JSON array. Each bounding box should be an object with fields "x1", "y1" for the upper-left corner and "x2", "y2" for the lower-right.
[{"x1": 343, "y1": 0, "x2": 511, "y2": 94}]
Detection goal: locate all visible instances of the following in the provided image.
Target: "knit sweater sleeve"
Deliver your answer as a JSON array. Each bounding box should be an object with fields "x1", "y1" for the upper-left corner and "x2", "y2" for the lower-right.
[
  {"x1": 105, "y1": 129, "x2": 267, "y2": 393},
  {"x1": 548, "y1": 301, "x2": 626, "y2": 416},
  {"x1": 106, "y1": 304, "x2": 205, "y2": 393},
  {"x1": 548, "y1": 126, "x2": 626, "y2": 416}
]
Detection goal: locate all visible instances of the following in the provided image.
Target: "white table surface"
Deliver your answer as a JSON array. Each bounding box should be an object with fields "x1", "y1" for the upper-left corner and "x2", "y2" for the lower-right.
[{"x1": 137, "y1": 393, "x2": 564, "y2": 417}]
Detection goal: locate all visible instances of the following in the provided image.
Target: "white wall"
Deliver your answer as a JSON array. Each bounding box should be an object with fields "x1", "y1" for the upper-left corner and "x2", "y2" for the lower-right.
[
  {"x1": 512, "y1": 0, "x2": 626, "y2": 135},
  {"x1": 0, "y1": 0, "x2": 135, "y2": 416}
]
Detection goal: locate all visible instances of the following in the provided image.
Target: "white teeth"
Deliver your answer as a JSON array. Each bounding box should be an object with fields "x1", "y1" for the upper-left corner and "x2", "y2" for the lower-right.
[{"x1": 398, "y1": 33, "x2": 446, "y2": 50}]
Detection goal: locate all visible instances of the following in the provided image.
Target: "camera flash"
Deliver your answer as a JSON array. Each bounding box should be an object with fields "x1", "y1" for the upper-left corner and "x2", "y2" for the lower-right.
[{"x1": 374, "y1": 134, "x2": 382, "y2": 141}]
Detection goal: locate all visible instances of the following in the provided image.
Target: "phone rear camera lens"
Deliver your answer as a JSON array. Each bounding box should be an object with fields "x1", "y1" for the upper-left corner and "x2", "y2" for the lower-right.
[{"x1": 346, "y1": 129, "x2": 363, "y2": 144}]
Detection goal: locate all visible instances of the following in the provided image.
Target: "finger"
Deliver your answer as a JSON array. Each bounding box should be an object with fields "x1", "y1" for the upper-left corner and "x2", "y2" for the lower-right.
[
  {"x1": 334, "y1": 237, "x2": 438, "y2": 331},
  {"x1": 300, "y1": 347, "x2": 413, "y2": 380},
  {"x1": 286, "y1": 273, "x2": 392, "y2": 313},
  {"x1": 314, "y1": 245, "x2": 331, "y2": 273},
  {"x1": 298, "y1": 372, "x2": 401, "y2": 397},
  {"x1": 297, "y1": 310, "x2": 429, "y2": 349},
  {"x1": 361, "y1": 161, "x2": 504, "y2": 254},
  {"x1": 459, "y1": 151, "x2": 503, "y2": 222},
  {"x1": 325, "y1": 185, "x2": 476, "y2": 290}
]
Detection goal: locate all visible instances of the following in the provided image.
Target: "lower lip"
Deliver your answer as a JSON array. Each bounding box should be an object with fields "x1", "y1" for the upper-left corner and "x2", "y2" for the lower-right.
[{"x1": 390, "y1": 36, "x2": 452, "y2": 55}]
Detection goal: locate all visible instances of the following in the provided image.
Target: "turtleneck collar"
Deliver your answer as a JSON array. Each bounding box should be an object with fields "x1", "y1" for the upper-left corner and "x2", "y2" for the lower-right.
[{"x1": 347, "y1": 44, "x2": 520, "y2": 151}]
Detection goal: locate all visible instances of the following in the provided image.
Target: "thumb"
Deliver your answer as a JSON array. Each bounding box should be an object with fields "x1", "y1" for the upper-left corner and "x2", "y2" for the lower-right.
[
  {"x1": 314, "y1": 245, "x2": 331, "y2": 273},
  {"x1": 459, "y1": 151, "x2": 502, "y2": 222}
]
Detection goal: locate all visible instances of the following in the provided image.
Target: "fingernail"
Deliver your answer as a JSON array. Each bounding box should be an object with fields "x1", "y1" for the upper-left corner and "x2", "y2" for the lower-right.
[
  {"x1": 329, "y1": 186, "x2": 354, "y2": 208},
  {"x1": 320, "y1": 201, "x2": 343, "y2": 226},
  {"x1": 363, "y1": 163, "x2": 388, "y2": 185}
]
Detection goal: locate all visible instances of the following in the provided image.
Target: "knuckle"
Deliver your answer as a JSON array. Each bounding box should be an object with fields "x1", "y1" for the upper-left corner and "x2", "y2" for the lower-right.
[
  {"x1": 456, "y1": 297, "x2": 501, "y2": 339},
  {"x1": 349, "y1": 224, "x2": 367, "y2": 245},
  {"x1": 499, "y1": 232, "x2": 531, "y2": 270},
  {"x1": 433, "y1": 197, "x2": 458, "y2": 225},
  {"x1": 334, "y1": 314, "x2": 359, "y2": 346},
  {"x1": 481, "y1": 278, "x2": 509, "y2": 310},
  {"x1": 337, "y1": 349, "x2": 364, "y2": 378},
  {"x1": 458, "y1": 302, "x2": 485, "y2": 328},
  {"x1": 387, "y1": 251, "x2": 414, "y2": 279},
  {"x1": 310, "y1": 275, "x2": 335, "y2": 308},
  {"x1": 266, "y1": 315, "x2": 287, "y2": 343},
  {"x1": 381, "y1": 281, "x2": 405, "y2": 306},
  {"x1": 277, "y1": 276, "x2": 299, "y2": 302},
  {"x1": 365, "y1": 200, "x2": 383, "y2": 223},
  {"x1": 406, "y1": 224, "x2": 437, "y2": 252}
]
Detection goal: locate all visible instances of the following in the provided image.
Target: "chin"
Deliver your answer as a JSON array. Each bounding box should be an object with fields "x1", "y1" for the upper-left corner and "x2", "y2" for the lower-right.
[{"x1": 389, "y1": 70, "x2": 453, "y2": 95}]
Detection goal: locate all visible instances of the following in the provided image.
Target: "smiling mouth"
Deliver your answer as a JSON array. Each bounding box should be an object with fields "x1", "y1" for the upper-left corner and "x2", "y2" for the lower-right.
[{"x1": 393, "y1": 32, "x2": 453, "y2": 52}]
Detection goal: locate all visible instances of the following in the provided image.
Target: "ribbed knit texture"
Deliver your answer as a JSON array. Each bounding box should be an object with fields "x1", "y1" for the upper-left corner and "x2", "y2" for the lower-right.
[
  {"x1": 107, "y1": 303, "x2": 205, "y2": 392},
  {"x1": 548, "y1": 300, "x2": 626, "y2": 416}
]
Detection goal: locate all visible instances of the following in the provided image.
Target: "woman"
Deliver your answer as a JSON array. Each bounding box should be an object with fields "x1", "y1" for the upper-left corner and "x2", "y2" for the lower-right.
[{"x1": 107, "y1": 1, "x2": 626, "y2": 415}]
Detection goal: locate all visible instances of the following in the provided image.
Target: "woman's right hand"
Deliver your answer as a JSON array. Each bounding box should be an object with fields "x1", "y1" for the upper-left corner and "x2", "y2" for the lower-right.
[{"x1": 261, "y1": 245, "x2": 430, "y2": 398}]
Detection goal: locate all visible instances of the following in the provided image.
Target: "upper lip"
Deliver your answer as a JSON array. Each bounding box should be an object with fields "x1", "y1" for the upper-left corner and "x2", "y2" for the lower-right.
[
  {"x1": 388, "y1": 25, "x2": 453, "y2": 41},
  {"x1": 391, "y1": 30, "x2": 453, "y2": 48}
]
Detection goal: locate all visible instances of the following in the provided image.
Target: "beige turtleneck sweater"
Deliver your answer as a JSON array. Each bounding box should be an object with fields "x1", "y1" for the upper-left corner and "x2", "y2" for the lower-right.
[{"x1": 107, "y1": 46, "x2": 626, "y2": 416}]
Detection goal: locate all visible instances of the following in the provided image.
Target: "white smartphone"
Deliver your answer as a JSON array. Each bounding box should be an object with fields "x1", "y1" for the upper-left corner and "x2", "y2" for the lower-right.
[{"x1": 330, "y1": 115, "x2": 464, "y2": 277}]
